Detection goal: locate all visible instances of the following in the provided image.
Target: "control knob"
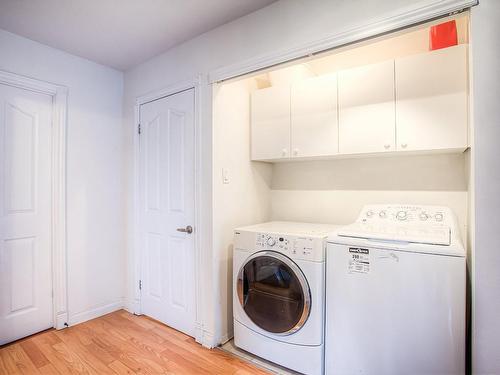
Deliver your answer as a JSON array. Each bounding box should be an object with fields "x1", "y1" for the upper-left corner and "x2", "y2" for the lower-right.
[
  {"x1": 396, "y1": 210, "x2": 408, "y2": 221},
  {"x1": 420, "y1": 213, "x2": 429, "y2": 221},
  {"x1": 266, "y1": 237, "x2": 276, "y2": 246},
  {"x1": 435, "y1": 213, "x2": 444, "y2": 222}
]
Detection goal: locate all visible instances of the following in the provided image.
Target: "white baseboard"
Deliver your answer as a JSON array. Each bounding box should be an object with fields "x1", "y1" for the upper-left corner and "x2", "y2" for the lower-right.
[
  {"x1": 54, "y1": 311, "x2": 69, "y2": 330},
  {"x1": 200, "y1": 329, "x2": 219, "y2": 349},
  {"x1": 68, "y1": 299, "x2": 125, "y2": 327},
  {"x1": 199, "y1": 328, "x2": 234, "y2": 348},
  {"x1": 124, "y1": 298, "x2": 141, "y2": 315}
]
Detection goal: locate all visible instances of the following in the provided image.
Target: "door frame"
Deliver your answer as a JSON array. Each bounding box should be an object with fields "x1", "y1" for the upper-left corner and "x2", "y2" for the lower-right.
[
  {"x1": 132, "y1": 75, "x2": 212, "y2": 347},
  {"x1": 0, "y1": 69, "x2": 69, "y2": 330}
]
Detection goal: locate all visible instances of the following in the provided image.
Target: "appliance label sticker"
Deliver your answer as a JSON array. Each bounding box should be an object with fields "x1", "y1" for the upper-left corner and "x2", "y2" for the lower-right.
[{"x1": 348, "y1": 248, "x2": 370, "y2": 274}]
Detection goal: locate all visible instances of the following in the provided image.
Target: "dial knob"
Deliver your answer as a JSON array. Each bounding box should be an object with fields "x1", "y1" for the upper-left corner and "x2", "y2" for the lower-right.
[
  {"x1": 435, "y1": 213, "x2": 444, "y2": 222},
  {"x1": 266, "y1": 237, "x2": 276, "y2": 246},
  {"x1": 420, "y1": 213, "x2": 429, "y2": 221},
  {"x1": 379, "y1": 210, "x2": 387, "y2": 218},
  {"x1": 396, "y1": 210, "x2": 408, "y2": 221},
  {"x1": 366, "y1": 210, "x2": 374, "y2": 218}
]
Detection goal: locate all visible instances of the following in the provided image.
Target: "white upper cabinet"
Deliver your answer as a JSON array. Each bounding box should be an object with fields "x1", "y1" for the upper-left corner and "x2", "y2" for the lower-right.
[
  {"x1": 395, "y1": 44, "x2": 468, "y2": 151},
  {"x1": 338, "y1": 60, "x2": 396, "y2": 154},
  {"x1": 291, "y1": 74, "x2": 338, "y2": 158},
  {"x1": 250, "y1": 44, "x2": 468, "y2": 162},
  {"x1": 251, "y1": 85, "x2": 290, "y2": 160}
]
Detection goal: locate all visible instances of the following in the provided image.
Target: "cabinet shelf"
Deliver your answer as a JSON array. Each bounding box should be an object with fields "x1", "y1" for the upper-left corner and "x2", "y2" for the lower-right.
[{"x1": 254, "y1": 146, "x2": 468, "y2": 163}]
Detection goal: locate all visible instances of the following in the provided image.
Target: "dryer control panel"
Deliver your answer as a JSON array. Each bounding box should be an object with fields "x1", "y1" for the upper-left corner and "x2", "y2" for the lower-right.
[{"x1": 254, "y1": 233, "x2": 325, "y2": 262}]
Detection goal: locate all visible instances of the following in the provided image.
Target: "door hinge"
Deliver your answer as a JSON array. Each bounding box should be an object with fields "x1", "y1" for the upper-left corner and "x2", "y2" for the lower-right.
[
  {"x1": 138, "y1": 123, "x2": 141, "y2": 135},
  {"x1": 139, "y1": 280, "x2": 142, "y2": 290}
]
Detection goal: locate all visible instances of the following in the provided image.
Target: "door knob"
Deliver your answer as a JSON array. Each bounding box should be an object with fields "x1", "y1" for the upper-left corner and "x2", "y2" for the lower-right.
[{"x1": 176, "y1": 225, "x2": 193, "y2": 234}]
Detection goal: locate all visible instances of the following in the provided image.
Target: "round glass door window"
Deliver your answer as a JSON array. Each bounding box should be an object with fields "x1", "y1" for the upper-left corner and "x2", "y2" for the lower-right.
[{"x1": 237, "y1": 251, "x2": 311, "y2": 335}]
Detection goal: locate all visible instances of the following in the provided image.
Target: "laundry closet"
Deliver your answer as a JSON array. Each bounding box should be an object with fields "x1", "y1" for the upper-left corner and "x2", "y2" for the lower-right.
[{"x1": 212, "y1": 12, "x2": 472, "y2": 340}]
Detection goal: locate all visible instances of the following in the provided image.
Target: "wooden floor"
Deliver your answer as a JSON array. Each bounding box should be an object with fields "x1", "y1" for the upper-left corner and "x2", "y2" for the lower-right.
[{"x1": 0, "y1": 310, "x2": 269, "y2": 374}]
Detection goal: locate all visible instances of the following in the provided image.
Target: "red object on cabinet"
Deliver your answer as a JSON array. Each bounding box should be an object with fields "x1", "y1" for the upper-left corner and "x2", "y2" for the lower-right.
[{"x1": 429, "y1": 20, "x2": 458, "y2": 51}]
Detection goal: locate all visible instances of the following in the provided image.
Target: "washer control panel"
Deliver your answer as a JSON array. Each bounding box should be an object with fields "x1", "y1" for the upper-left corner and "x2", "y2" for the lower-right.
[
  {"x1": 255, "y1": 233, "x2": 324, "y2": 261},
  {"x1": 337, "y1": 204, "x2": 456, "y2": 246},
  {"x1": 359, "y1": 204, "x2": 450, "y2": 226}
]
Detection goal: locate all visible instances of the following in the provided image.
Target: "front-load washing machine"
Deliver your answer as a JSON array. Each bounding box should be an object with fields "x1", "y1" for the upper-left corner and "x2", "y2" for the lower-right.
[
  {"x1": 233, "y1": 221, "x2": 338, "y2": 375},
  {"x1": 326, "y1": 204, "x2": 466, "y2": 375}
]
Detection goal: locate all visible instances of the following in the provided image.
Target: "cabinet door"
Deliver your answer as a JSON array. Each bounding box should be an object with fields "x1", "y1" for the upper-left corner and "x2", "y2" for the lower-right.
[
  {"x1": 395, "y1": 44, "x2": 468, "y2": 151},
  {"x1": 251, "y1": 86, "x2": 290, "y2": 160},
  {"x1": 338, "y1": 60, "x2": 396, "y2": 154},
  {"x1": 291, "y1": 74, "x2": 338, "y2": 158}
]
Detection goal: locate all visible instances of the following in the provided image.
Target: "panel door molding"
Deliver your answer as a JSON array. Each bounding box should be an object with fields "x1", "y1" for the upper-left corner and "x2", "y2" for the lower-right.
[
  {"x1": 133, "y1": 76, "x2": 212, "y2": 348},
  {"x1": 139, "y1": 89, "x2": 197, "y2": 338},
  {"x1": 0, "y1": 69, "x2": 68, "y2": 337}
]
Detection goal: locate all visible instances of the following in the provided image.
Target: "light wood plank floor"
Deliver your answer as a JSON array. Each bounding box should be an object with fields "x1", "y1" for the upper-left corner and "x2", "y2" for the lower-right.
[{"x1": 0, "y1": 310, "x2": 269, "y2": 374}]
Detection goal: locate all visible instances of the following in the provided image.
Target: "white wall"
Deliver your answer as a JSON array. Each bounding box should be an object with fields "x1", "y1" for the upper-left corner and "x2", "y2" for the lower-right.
[
  {"x1": 212, "y1": 79, "x2": 272, "y2": 341},
  {"x1": 123, "y1": 0, "x2": 475, "y2": 345},
  {"x1": 470, "y1": 1, "x2": 500, "y2": 373},
  {"x1": 0, "y1": 29, "x2": 125, "y2": 324},
  {"x1": 271, "y1": 154, "x2": 468, "y2": 241}
]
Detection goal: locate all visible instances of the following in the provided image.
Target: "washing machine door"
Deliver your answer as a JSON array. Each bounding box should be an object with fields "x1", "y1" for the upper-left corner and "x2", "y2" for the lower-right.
[{"x1": 237, "y1": 251, "x2": 311, "y2": 335}]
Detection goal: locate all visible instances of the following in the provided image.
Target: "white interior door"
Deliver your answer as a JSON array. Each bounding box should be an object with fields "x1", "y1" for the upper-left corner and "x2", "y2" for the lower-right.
[
  {"x1": 0, "y1": 83, "x2": 53, "y2": 345},
  {"x1": 139, "y1": 89, "x2": 196, "y2": 336}
]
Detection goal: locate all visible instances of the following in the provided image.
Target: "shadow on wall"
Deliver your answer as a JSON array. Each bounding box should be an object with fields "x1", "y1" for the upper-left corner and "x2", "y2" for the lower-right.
[
  {"x1": 226, "y1": 243, "x2": 234, "y2": 341},
  {"x1": 271, "y1": 152, "x2": 468, "y2": 192},
  {"x1": 251, "y1": 161, "x2": 273, "y2": 189}
]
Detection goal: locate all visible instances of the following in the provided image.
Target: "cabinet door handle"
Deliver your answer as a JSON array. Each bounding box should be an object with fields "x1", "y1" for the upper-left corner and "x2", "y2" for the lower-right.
[
  {"x1": 293, "y1": 148, "x2": 299, "y2": 156},
  {"x1": 281, "y1": 148, "x2": 288, "y2": 157},
  {"x1": 384, "y1": 144, "x2": 390, "y2": 150},
  {"x1": 401, "y1": 143, "x2": 408, "y2": 149}
]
